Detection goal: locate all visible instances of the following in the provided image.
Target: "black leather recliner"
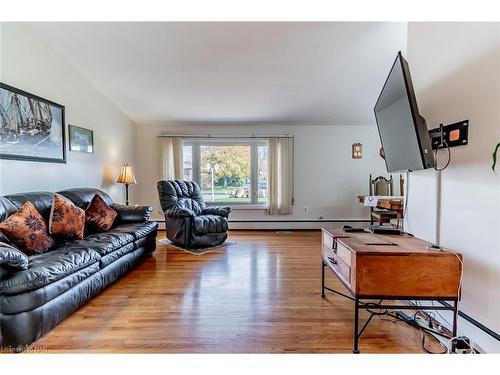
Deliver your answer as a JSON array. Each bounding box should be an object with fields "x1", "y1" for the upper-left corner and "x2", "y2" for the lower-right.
[{"x1": 157, "y1": 180, "x2": 231, "y2": 248}]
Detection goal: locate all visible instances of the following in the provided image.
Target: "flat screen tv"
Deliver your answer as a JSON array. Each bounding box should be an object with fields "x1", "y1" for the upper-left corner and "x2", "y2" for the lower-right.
[{"x1": 374, "y1": 51, "x2": 435, "y2": 172}]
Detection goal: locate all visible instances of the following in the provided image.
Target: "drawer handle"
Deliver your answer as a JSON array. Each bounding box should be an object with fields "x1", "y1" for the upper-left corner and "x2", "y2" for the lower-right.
[
  {"x1": 332, "y1": 238, "x2": 338, "y2": 253},
  {"x1": 328, "y1": 257, "x2": 337, "y2": 265}
]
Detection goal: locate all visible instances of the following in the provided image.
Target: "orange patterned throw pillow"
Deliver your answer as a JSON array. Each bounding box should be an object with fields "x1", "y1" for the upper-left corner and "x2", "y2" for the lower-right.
[
  {"x1": 0, "y1": 201, "x2": 55, "y2": 255},
  {"x1": 49, "y1": 194, "x2": 85, "y2": 241},
  {"x1": 85, "y1": 194, "x2": 117, "y2": 232}
]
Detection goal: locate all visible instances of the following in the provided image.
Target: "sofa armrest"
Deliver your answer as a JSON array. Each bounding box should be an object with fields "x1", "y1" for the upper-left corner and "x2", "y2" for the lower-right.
[
  {"x1": 0, "y1": 242, "x2": 28, "y2": 279},
  {"x1": 201, "y1": 206, "x2": 231, "y2": 218},
  {"x1": 165, "y1": 207, "x2": 196, "y2": 218},
  {"x1": 112, "y1": 204, "x2": 153, "y2": 223},
  {"x1": 0, "y1": 267, "x2": 7, "y2": 281}
]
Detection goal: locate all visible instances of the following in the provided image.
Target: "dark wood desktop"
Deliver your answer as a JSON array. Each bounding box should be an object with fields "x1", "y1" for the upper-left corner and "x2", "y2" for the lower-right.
[{"x1": 321, "y1": 228, "x2": 462, "y2": 353}]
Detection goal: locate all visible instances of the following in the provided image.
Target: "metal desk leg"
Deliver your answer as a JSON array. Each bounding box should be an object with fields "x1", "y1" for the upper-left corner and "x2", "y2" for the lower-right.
[
  {"x1": 353, "y1": 297, "x2": 360, "y2": 354},
  {"x1": 321, "y1": 259, "x2": 326, "y2": 298},
  {"x1": 451, "y1": 299, "x2": 459, "y2": 352}
]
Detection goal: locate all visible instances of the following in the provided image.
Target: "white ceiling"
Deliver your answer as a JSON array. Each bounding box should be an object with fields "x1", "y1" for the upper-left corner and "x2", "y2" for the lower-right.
[{"x1": 28, "y1": 22, "x2": 406, "y2": 125}]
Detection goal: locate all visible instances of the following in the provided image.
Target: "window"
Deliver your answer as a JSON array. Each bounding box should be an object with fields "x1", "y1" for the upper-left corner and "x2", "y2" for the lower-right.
[
  {"x1": 182, "y1": 145, "x2": 193, "y2": 181},
  {"x1": 182, "y1": 140, "x2": 268, "y2": 206}
]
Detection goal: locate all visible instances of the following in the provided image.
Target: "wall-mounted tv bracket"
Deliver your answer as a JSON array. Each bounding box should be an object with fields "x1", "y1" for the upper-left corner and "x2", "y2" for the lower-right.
[{"x1": 428, "y1": 120, "x2": 469, "y2": 150}]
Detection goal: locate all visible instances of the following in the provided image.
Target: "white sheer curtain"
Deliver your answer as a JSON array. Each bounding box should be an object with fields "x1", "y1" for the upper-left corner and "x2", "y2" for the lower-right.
[
  {"x1": 157, "y1": 137, "x2": 183, "y2": 180},
  {"x1": 268, "y1": 137, "x2": 293, "y2": 215}
]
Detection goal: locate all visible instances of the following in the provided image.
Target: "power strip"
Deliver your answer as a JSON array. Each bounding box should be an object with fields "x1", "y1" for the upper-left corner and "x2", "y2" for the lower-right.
[{"x1": 395, "y1": 310, "x2": 478, "y2": 354}]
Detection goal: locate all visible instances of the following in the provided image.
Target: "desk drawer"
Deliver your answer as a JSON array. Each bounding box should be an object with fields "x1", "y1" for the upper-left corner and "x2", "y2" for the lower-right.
[
  {"x1": 323, "y1": 245, "x2": 351, "y2": 286},
  {"x1": 322, "y1": 231, "x2": 334, "y2": 249},
  {"x1": 322, "y1": 232, "x2": 352, "y2": 266},
  {"x1": 335, "y1": 242, "x2": 352, "y2": 267}
]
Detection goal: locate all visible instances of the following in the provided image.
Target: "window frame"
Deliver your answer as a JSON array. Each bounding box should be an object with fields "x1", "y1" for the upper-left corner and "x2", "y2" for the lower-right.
[{"x1": 182, "y1": 138, "x2": 269, "y2": 208}]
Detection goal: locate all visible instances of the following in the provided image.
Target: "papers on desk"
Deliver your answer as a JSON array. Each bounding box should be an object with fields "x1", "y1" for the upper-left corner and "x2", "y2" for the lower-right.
[{"x1": 363, "y1": 196, "x2": 403, "y2": 207}]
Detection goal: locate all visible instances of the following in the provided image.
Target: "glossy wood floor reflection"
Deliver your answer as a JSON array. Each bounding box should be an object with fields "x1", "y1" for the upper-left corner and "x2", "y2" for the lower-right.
[{"x1": 33, "y1": 230, "x2": 441, "y2": 353}]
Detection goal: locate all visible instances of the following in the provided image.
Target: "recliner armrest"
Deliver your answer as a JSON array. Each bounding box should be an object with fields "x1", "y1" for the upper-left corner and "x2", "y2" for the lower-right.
[
  {"x1": 165, "y1": 207, "x2": 196, "y2": 218},
  {"x1": 201, "y1": 206, "x2": 231, "y2": 218},
  {"x1": 112, "y1": 204, "x2": 153, "y2": 223}
]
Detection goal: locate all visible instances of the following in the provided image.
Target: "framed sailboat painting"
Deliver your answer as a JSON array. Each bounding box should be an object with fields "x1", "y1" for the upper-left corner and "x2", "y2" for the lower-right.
[{"x1": 0, "y1": 82, "x2": 66, "y2": 163}]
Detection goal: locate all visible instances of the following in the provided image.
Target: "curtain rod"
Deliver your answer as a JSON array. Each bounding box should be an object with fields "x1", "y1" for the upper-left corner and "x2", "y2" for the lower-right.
[{"x1": 157, "y1": 134, "x2": 294, "y2": 139}]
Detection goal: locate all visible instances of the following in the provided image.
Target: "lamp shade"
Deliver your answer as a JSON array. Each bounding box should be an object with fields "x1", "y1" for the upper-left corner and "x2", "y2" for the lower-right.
[{"x1": 117, "y1": 163, "x2": 137, "y2": 184}]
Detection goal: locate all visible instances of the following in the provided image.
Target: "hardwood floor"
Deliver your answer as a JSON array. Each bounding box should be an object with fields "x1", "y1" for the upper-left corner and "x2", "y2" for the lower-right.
[{"x1": 32, "y1": 230, "x2": 442, "y2": 353}]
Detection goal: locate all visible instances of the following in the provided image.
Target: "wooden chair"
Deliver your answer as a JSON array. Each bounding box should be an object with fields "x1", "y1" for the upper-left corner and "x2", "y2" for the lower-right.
[{"x1": 369, "y1": 174, "x2": 398, "y2": 226}]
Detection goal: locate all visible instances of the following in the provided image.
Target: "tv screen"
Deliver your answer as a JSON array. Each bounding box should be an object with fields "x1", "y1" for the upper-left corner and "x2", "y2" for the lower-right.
[{"x1": 374, "y1": 52, "x2": 435, "y2": 172}]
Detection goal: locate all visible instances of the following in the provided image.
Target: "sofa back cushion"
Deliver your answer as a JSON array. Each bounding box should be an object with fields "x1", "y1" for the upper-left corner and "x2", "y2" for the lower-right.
[
  {"x1": 3, "y1": 192, "x2": 55, "y2": 221},
  {"x1": 57, "y1": 188, "x2": 113, "y2": 210},
  {"x1": 157, "y1": 180, "x2": 205, "y2": 215}
]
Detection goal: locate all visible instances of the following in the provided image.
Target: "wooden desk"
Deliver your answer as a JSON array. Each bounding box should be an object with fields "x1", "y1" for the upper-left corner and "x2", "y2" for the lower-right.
[
  {"x1": 357, "y1": 195, "x2": 404, "y2": 217},
  {"x1": 321, "y1": 228, "x2": 462, "y2": 353}
]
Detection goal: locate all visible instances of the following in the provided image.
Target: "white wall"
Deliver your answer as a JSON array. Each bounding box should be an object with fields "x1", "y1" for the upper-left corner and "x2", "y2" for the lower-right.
[
  {"x1": 406, "y1": 22, "x2": 500, "y2": 353},
  {"x1": 135, "y1": 122, "x2": 388, "y2": 229},
  {"x1": 0, "y1": 23, "x2": 137, "y2": 203}
]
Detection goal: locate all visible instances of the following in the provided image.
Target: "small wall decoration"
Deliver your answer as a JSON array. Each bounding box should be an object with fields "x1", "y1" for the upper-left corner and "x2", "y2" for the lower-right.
[
  {"x1": 0, "y1": 82, "x2": 66, "y2": 163},
  {"x1": 352, "y1": 143, "x2": 362, "y2": 159},
  {"x1": 69, "y1": 125, "x2": 94, "y2": 153}
]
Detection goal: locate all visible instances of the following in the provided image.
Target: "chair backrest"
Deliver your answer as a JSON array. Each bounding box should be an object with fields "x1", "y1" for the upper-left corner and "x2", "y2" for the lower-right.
[
  {"x1": 369, "y1": 174, "x2": 394, "y2": 196},
  {"x1": 157, "y1": 180, "x2": 206, "y2": 215}
]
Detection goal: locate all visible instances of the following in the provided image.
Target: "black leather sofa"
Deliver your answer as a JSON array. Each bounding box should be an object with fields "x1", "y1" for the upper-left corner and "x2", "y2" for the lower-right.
[
  {"x1": 0, "y1": 188, "x2": 157, "y2": 351},
  {"x1": 157, "y1": 180, "x2": 231, "y2": 248}
]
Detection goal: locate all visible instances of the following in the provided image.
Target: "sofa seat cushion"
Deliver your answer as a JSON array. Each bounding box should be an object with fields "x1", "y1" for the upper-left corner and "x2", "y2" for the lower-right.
[
  {"x1": 63, "y1": 232, "x2": 135, "y2": 257},
  {"x1": 192, "y1": 214, "x2": 228, "y2": 235},
  {"x1": 1, "y1": 262, "x2": 100, "y2": 314},
  {"x1": 99, "y1": 242, "x2": 135, "y2": 268},
  {"x1": 0, "y1": 247, "x2": 100, "y2": 295},
  {"x1": 111, "y1": 221, "x2": 158, "y2": 240}
]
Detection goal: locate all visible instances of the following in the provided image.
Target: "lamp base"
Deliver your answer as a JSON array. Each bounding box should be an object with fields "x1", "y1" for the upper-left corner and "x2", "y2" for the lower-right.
[{"x1": 125, "y1": 183, "x2": 129, "y2": 206}]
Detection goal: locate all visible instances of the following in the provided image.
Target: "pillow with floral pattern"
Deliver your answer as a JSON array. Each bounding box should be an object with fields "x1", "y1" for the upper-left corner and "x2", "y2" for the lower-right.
[
  {"x1": 0, "y1": 201, "x2": 55, "y2": 255},
  {"x1": 85, "y1": 194, "x2": 117, "y2": 232},
  {"x1": 49, "y1": 194, "x2": 85, "y2": 241}
]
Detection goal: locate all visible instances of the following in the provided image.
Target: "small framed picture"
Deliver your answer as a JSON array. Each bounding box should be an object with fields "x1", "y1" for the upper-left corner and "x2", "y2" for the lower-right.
[{"x1": 69, "y1": 125, "x2": 94, "y2": 153}]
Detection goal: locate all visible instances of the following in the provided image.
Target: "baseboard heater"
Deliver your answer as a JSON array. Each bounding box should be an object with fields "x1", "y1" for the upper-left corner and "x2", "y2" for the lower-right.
[
  {"x1": 154, "y1": 219, "x2": 371, "y2": 224},
  {"x1": 437, "y1": 301, "x2": 500, "y2": 342}
]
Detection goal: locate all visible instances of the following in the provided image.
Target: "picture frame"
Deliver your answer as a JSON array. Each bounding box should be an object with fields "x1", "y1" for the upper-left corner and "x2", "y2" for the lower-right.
[
  {"x1": 0, "y1": 82, "x2": 66, "y2": 163},
  {"x1": 69, "y1": 124, "x2": 94, "y2": 154}
]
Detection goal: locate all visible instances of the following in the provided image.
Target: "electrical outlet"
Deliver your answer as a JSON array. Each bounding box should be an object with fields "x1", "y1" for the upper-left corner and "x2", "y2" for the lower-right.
[{"x1": 303, "y1": 207, "x2": 308, "y2": 213}]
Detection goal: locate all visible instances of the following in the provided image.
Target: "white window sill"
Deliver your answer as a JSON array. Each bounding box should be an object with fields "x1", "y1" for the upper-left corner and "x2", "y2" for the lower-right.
[{"x1": 231, "y1": 205, "x2": 268, "y2": 210}]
